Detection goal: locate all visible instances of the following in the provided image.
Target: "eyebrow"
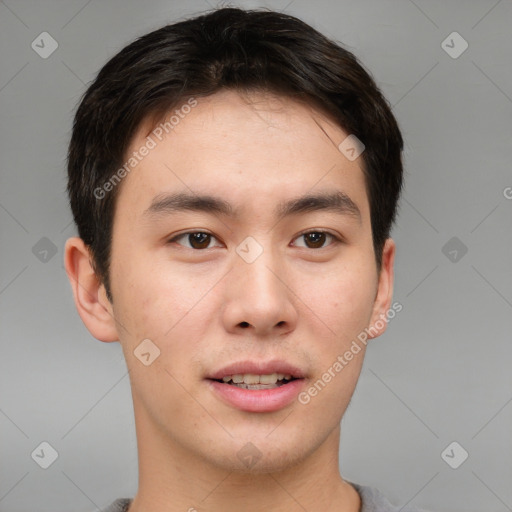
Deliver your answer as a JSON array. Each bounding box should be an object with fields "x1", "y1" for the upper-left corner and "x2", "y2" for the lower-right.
[{"x1": 143, "y1": 190, "x2": 361, "y2": 223}]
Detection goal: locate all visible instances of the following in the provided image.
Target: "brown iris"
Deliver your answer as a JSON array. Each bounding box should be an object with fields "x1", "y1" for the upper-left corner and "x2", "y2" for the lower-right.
[
  {"x1": 302, "y1": 232, "x2": 328, "y2": 249},
  {"x1": 187, "y1": 232, "x2": 212, "y2": 249}
]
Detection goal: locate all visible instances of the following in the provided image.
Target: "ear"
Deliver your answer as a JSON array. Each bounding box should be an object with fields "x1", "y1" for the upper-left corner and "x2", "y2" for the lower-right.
[
  {"x1": 64, "y1": 237, "x2": 119, "y2": 342},
  {"x1": 367, "y1": 238, "x2": 396, "y2": 340}
]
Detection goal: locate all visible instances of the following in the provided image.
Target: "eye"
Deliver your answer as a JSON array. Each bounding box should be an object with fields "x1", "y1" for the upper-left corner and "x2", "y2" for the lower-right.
[
  {"x1": 167, "y1": 231, "x2": 222, "y2": 250},
  {"x1": 167, "y1": 229, "x2": 342, "y2": 251},
  {"x1": 292, "y1": 230, "x2": 341, "y2": 249}
]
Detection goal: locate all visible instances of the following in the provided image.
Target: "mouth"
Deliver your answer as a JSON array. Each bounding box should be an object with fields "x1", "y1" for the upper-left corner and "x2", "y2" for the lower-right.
[
  {"x1": 205, "y1": 360, "x2": 307, "y2": 411},
  {"x1": 210, "y1": 373, "x2": 300, "y2": 390},
  {"x1": 206, "y1": 360, "x2": 306, "y2": 387}
]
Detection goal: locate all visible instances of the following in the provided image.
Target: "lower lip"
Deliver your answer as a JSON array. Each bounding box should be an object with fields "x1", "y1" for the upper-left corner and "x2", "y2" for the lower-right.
[{"x1": 207, "y1": 379, "x2": 305, "y2": 413}]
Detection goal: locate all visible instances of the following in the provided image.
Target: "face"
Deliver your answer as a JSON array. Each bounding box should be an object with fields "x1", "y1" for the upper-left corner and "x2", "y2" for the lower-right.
[{"x1": 83, "y1": 89, "x2": 394, "y2": 474}]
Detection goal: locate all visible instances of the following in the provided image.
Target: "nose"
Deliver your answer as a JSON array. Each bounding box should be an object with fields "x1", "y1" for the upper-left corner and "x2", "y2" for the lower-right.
[{"x1": 221, "y1": 244, "x2": 298, "y2": 337}]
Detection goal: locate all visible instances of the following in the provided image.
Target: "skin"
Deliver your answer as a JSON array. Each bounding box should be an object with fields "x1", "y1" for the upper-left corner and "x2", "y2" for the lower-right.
[{"x1": 65, "y1": 89, "x2": 395, "y2": 512}]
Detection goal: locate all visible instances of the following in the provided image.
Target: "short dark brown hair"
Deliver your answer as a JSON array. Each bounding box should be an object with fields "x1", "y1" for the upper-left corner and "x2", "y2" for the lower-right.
[{"x1": 67, "y1": 7, "x2": 404, "y2": 303}]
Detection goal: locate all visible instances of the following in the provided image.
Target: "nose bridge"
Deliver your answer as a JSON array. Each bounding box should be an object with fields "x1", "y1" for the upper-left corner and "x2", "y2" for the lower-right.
[
  {"x1": 224, "y1": 235, "x2": 295, "y2": 332},
  {"x1": 234, "y1": 238, "x2": 284, "y2": 300}
]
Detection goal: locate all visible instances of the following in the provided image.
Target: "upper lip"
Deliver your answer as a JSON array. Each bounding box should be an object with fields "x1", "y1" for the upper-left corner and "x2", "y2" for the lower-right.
[{"x1": 207, "y1": 360, "x2": 306, "y2": 380}]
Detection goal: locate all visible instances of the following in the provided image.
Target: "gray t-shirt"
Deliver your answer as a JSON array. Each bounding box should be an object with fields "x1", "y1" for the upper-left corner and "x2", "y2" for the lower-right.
[{"x1": 101, "y1": 482, "x2": 432, "y2": 511}]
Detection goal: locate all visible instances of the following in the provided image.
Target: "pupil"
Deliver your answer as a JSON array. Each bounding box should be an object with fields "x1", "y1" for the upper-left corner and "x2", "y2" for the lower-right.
[{"x1": 306, "y1": 232, "x2": 325, "y2": 248}]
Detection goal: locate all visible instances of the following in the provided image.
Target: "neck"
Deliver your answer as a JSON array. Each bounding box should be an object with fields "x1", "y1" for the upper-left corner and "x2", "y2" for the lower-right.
[{"x1": 127, "y1": 396, "x2": 360, "y2": 512}]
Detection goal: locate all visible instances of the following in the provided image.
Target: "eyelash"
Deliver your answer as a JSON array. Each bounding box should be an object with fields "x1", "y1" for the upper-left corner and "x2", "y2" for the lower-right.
[{"x1": 167, "y1": 229, "x2": 343, "y2": 250}]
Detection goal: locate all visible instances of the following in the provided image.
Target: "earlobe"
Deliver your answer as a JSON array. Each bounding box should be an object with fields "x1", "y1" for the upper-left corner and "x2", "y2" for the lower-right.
[
  {"x1": 64, "y1": 237, "x2": 119, "y2": 342},
  {"x1": 367, "y1": 238, "x2": 396, "y2": 340}
]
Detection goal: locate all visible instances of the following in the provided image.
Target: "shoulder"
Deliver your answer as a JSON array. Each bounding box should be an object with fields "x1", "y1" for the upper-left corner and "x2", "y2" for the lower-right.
[
  {"x1": 100, "y1": 487, "x2": 436, "y2": 512},
  {"x1": 101, "y1": 498, "x2": 132, "y2": 512},
  {"x1": 349, "y1": 481, "x2": 433, "y2": 512}
]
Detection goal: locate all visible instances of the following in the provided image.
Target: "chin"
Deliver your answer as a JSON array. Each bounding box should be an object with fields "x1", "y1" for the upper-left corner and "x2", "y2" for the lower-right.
[{"x1": 200, "y1": 432, "x2": 316, "y2": 475}]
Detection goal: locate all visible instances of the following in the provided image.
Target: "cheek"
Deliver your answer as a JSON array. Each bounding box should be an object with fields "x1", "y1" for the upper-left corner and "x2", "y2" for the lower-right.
[
  {"x1": 114, "y1": 262, "x2": 208, "y2": 413},
  {"x1": 296, "y1": 268, "x2": 373, "y2": 418},
  {"x1": 297, "y1": 262, "x2": 377, "y2": 342},
  {"x1": 114, "y1": 257, "x2": 215, "y2": 380},
  {"x1": 112, "y1": 250, "x2": 195, "y2": 335}
]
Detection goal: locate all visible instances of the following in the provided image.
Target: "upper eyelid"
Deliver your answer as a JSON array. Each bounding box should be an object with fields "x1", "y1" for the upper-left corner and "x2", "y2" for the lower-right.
[
  {"x1": 294, "y1": 228, "x2": 340, "y2": 239},
  {"x1": 168, "y1": 230, "x2": 220, "y2": 243},
  {"x1": 292, "y1": 230, "x2": 342, "y2": 247}
]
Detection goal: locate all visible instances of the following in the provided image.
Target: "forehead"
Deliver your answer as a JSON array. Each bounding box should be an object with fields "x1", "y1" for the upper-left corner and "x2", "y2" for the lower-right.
[{"x1": 115, "y1": 89, "x2": 369, "y2": 223}]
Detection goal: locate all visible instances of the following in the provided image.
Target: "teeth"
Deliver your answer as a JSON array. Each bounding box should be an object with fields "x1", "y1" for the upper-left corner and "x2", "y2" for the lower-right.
[
  {"x1": 220, "y1": 373, "x2": 294, "y2": 384},
  {"x1": 260, "y1": 374, "x2": 278, "y2": 384}
]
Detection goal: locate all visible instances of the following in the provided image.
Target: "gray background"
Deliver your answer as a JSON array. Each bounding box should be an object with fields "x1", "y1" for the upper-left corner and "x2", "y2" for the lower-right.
[{"x1": 0, "y1": 0, "x2": 511, "y2": 511}]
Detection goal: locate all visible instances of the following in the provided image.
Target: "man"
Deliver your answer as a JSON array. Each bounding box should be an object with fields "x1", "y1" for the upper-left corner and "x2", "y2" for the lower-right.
[{"x1": 64, "y1": 7, "x2": 430, "y2": 512}]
